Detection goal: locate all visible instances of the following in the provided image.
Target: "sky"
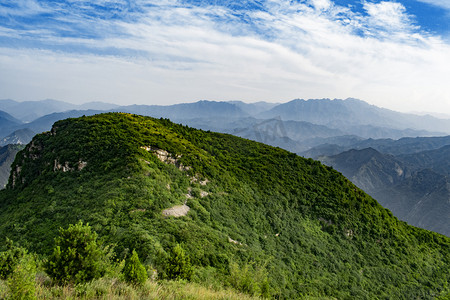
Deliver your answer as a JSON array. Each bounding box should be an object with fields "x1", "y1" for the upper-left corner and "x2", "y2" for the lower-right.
[{"x1": 0, "y1": 0, "x2": 450, "y2": 114}]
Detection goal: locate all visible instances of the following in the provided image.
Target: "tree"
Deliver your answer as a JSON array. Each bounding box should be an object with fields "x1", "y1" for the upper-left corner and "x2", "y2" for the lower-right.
[
  {"x1": 123, "y1": 249, "x2": 147, "y2": 285},
  {"x1": 164, "y1": 244, "x2": 193, "y2": 280},
  {"x1": 44, "y1": 221, "x2": 106, "y2": 284},
  {"x1": 0, "y1": 238, "x2": 27, "y2": 280}
]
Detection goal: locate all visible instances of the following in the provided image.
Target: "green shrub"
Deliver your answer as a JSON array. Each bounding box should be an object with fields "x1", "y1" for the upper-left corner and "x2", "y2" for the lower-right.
[
  {"x1": 123, "y1": 249, "x2": 147, "y2": 285},
  {"x1": 437, "y1": 292, "x2": 450, "y2": 300},
  {"x1": 0, "y1": 238, "x2": 27, "y2": 280},
  {"x1": 164, "y1": 244, "x2": 193, "y2": 281},
  {"x1": 44, "y1": 221, "x2": 107, "y2": 284},
  {"x1": 7, "y1": 254, "x2": 37, "y2": 300},
  {"x1": 228, "y1": 261, "x2": 271, "y2": 298}
]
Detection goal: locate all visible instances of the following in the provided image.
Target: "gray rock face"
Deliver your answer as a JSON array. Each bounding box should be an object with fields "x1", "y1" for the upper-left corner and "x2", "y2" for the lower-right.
[{"x1": 0, "y1": 144, "x2": 25, "y2": 189}]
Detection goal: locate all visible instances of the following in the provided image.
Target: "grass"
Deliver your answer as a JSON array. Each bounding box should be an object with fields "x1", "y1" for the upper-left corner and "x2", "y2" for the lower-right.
[{"x1": 1, "y1": 276, "x2": 260, "y2": 300}]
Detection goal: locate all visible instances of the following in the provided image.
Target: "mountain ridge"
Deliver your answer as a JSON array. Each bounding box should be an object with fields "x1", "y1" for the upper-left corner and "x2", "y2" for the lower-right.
[
  {"x1": 319, "y1": 147, "x2": 450, "y2": 236},
  {"x1": 2, "y1": 98, "x2": 449, "y2": 144},
  {"x1": 259, "y1": 98, "x2": 450, "y2": 134},
  {"x1": 0, "y1": 99, "x2": 118, "y2": 122},
  {"x1": 0, "y1": 113, "x2": 449, "y2": 298}
]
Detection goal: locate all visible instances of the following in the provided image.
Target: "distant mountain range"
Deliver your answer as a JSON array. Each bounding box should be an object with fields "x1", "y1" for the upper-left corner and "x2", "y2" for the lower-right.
[
  {"x1": 0, "y1": 109, "x2": 103, "y2": 142},
  {"x1": 302, "y1": 135, "x2": 450, "y2": 158},
  {"x1": 113, "y1": 101, "x2": 249, "y2": 120},
  {"x1": 399, "y1": 145, "x2": 450, "y2": 176},
  {"x1": 319, "y1": 146, "x2": 450, "y2": 236},
  {"x1": 0, "y1": 99, "x2": 118, "y2": 122},
  {"x1": 2, "y1": 98, "x2": 449, "y2": 146},
  {"x1": 259, "y1": 98, "x2": 450, "y2": 134},
  {"x1": 0, "y1": 110, "x2": 23, "y2": 138},
  {"x1": 0, "y1": 128, "x2": 36, "y2": 147},
  {"x1": 0, "y1": 98, "x2": 449, "y2": 236}
]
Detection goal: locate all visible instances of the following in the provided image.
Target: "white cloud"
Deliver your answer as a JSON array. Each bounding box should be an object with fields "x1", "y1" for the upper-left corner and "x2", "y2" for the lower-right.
[
  {"x1": 362, "y1": 1, "x2": 418, "y2": 36},
  {"x1": 0, "y1": 0, "x2": 48, "y2": 17},
  {"x1": 0, "y1": 0, "x2": 450, "y2": 114},
  {"x1": 309, "y1": 0, "x2": 332, "y2": 11},
  {"x1": 416, "y1": 0, "x2": 450, "y2": 10}
]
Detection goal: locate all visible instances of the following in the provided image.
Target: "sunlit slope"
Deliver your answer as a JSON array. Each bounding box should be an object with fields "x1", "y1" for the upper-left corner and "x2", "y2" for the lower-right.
[{"x1": 0, "y1": 113, "x2": 448, "y2": 299}]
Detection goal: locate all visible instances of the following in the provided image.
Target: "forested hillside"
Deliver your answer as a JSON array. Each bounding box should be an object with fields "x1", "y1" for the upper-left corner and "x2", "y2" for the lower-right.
[{"x1": 0, "y1": 113, "x2": 449, "y2": 299}]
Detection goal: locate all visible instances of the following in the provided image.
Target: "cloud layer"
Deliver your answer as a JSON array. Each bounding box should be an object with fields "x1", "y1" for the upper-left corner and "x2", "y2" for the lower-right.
[
  {"x1": 0, "y1": 0, "x2": 450, "y2": 113},
  {"x1": 417, "y1": 0, "x2": 450, "y2": 10}
]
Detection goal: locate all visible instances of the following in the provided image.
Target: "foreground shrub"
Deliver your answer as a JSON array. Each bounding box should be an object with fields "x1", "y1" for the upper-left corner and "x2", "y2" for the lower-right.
[
  {"x1": 0, "y1": 238, "x2": 27, "y2": 280},
  {"x1": 123, "y1": 249, "x2": 147, "y2": 285},
  {"x1": 164, "y1": 244, "x2": 193, "y2": 280},
  {"x1": 44, "y1": 221, "x2": 107, "y2": 284},
  {"x1": 7, "y1": 254, "x2": 37, "y2": 300},
  {"x1": 228, "y1": 261, "x2": 271, "y2": 298}
]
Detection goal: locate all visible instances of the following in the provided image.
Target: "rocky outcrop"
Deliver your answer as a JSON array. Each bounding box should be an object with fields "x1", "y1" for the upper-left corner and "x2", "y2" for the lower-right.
[
  {"x1": 141, "y1": 146, "x2": 191, "y2": 171},
  {"x1": 53, "y1": 159, "x2": 87, "y2": 172},
  {"x1": 162, "y1": 204, "x2": 190, "y2": 217}
]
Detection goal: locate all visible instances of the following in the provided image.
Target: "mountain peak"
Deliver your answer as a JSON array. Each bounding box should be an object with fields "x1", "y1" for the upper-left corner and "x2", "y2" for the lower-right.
[{"x1": 2, "y1": 112, "x2": 449, "y2": 298}]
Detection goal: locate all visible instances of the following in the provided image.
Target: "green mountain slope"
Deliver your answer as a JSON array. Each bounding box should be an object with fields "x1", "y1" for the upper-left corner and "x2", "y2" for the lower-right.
[{"x1": 0, "y1": 113, "x2": 449, "y2": 299}]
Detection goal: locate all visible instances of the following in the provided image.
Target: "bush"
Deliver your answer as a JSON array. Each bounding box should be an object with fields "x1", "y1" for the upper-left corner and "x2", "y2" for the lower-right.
[
  {"x1": 0, "y1": 238, "x2": 27, "y2": 280},
  {"x1": 123, "y1": 249, "x2": 147, "y2": 285},
  {"x1": 228, "y1": 261, "x2": 271, "y2": 298},
  {"x1": 7, "y1": 254, "x2": 37, "y2": 300},
  {"x1": 44, "y1": 221, "x2": 107, "y2": 284},
  {"x1": 164, "y1": 244, "x2": 193, "y2": 281}
]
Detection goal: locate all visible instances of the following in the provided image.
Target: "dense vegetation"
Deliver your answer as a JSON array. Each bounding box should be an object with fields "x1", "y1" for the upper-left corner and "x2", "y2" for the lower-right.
[{"x1": 0, "y1": 113, "x2": 449, "y2": 299}]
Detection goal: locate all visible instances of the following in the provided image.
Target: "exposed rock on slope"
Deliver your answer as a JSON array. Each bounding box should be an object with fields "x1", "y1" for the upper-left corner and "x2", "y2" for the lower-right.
[{"x1": 0, "y1": 144, "x2": 24, "y2": 188}]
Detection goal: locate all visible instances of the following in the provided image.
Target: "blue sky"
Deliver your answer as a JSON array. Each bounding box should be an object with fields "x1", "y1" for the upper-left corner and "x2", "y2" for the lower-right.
[{"x1": 1, "y1": 0, "x2": 450, "y2": 114}]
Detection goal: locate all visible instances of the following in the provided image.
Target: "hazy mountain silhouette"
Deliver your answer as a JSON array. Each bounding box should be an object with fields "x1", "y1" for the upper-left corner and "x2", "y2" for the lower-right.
[
  {"x1": 320, "y1": 147, "x2": 450, "y2": 236},
  {"x1": 259, "y1": 98, "x2": 450, "y2": 134},
  {"x1": 0, "y1": 128, "x2": 36, "y2": 147},
  {"x1": 0, "y1": 99, "x2": 118, "y2": 122}
]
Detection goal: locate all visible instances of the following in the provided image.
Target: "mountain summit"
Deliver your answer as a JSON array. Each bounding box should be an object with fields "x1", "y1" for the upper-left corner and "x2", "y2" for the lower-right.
[{"x1": 259, "y1": 98, "x2": 450, "y2": 134}]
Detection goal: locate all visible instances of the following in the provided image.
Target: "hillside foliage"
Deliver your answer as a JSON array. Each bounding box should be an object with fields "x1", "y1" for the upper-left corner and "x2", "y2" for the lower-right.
[
  {"x1": 44, "y1": 221, "x2": 108, "y2": 284},
  {"x1": 0, "y1": 113, "x2": 449, "y2": 299},
  {"x1": 124, "y1": 249, "x2": 148, "y2": 285}
]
